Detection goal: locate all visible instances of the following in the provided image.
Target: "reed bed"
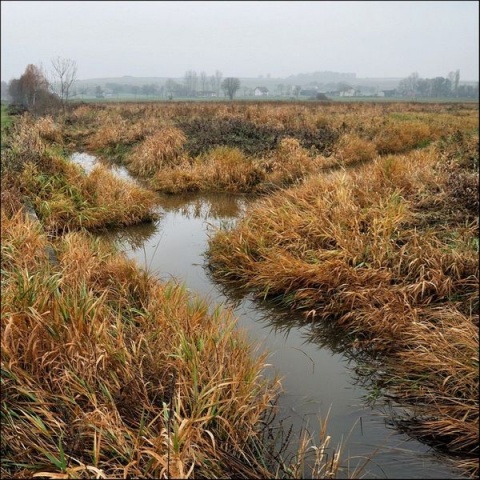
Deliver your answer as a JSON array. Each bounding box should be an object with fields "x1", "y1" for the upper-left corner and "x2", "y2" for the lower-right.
[
  {"x1": 3, "y1": 100, "x2": 478, "y2": 477},
  {"x1": 206, "y1": 131, "x2": 479, "y2": 476},
  {"x1": 59, "y1": 101, "x2": 477, "y2": 195},
  {"x1": 1, "y1": 205, "x2": 284, "y2": 478},
  {"x1": 127, "y1": 127, "x2": 188, "y2": 176},
  {"x1": 2, "y1": 114, "x2": 158, "y2": 234},
  {"x1": 1, "y1": 107, "x2": 358, "y2": 478}
]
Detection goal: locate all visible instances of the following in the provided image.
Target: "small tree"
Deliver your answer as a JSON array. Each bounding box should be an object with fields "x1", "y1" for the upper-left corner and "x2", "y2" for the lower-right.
[
  {"x1": 8, "y1": 64, "x2": 58, "y2": 116},
  {"x1": 221, "y1": 77, "x2": 240, "y2": 100},
  {"x1": 215, "y1": 70, "x2": 223, "y2": 97},
  {"x1": 50, "y1": 56, "x2": 77, "y2": 116},
  {"x1": 292, "y1": 85, "x2": 302, "y2": 98}
]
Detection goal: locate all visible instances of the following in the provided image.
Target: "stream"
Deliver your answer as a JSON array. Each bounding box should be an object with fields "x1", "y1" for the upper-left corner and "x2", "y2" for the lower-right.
[{"x1": 72, "y1": 152, "x2": 465, "y2": 479}]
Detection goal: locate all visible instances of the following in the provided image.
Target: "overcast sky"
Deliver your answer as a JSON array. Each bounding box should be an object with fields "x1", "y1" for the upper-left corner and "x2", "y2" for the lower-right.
[{"x1": 1, "y1": 1, "x2": 479, "y2": 82}]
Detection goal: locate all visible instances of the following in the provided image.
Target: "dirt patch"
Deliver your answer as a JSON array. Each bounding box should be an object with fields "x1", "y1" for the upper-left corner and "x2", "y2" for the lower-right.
[{"x1": 177, "y1": 116, "x2": 338, "y2": 157}]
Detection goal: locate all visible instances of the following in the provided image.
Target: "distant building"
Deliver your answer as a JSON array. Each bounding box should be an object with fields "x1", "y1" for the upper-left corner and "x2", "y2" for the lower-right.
[
  {"x1": 339, "y1": 88, "x2": 357, "y2": 97},
  {"x1": 254, "y1": 87, "x2": 269, "y2": 96},
  {"x1": 381, "y1": 89, "x2": 397, "y2": 98}
]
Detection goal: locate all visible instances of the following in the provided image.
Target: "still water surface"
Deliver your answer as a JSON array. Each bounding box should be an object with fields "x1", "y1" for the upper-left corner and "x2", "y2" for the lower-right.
[{"x1": 73, "y1": 153, "x2": 464, "y2": 479}]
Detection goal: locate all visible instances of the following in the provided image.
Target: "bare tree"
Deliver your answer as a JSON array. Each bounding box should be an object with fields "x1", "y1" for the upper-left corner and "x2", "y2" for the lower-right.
[
  {"x1": 184, "y1": 70, "x2": 198, "y2": 97},
  {"x1": 200, "y1": 71, "x2": 208, "y2": 96},
  {"x1": 209, "y1": 75, "x2": 216, "y2": 95},
  {"x1": 221, "y1": 77, "x2": 240, "y2": 100},
  {"x1": 454, "y1": 69, "x2": 460, "y2": 95},
  {"x1": 215, "y1": 70, "x2": 223, "y2": 97},
  {"x1": 50, "y1": 56, "x2": 77, "y2": 116}
]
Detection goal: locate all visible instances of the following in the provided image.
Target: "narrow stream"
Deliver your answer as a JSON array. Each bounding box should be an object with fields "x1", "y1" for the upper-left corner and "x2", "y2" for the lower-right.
[{"x1": 72, "y1": 153, "x2": 465, "y2": 479}]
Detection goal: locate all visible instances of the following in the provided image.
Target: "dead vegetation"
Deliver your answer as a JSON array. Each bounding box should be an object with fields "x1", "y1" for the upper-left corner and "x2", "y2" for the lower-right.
[
  {"x1": 206, "y1": 124, "x2": 479, "y2": 477},
  {"x1": 2, "y1": 100, "x2": 478, "y2": 478}
]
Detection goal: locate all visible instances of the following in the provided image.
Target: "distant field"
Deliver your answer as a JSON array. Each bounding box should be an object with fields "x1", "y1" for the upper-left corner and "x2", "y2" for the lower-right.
[{"x1": 70, "y1": 95, "x2": 479, "y2": 104}]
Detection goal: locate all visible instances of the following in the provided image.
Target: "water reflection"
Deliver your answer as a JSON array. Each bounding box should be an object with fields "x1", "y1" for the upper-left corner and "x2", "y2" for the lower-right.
[
  {"x1": 102, "y1": 220, "x2": 159, "y2": 251},
  {"x1": 156, "y1": 192, "x2": 250, "y2": 220},
  {"x1": 70, "y1": 152, "x2": 135, "y2": 182}
]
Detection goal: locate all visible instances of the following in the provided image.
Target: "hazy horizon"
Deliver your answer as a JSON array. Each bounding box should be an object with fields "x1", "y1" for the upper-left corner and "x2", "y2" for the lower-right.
[{"x1": 1, "y1": 1, "x2": 479, "y2": 83}]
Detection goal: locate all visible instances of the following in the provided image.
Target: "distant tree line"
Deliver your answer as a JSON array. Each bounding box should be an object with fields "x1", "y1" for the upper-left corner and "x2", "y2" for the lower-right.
[
  {"x1": 5, "y1": 64, "x2": 477, "y2": 105},
  {"x1": 81, "y1": 70, "x2": 238, "y2": 100},
  {"x1": 93, "y1": 83, "x2": 165, "y2": 98},
  {"x1": 398, "y1": 71, "x2": 479, "y2": 99},
  {"x1": 165, "y1": 70, "x2": 225, "y2": 99}
]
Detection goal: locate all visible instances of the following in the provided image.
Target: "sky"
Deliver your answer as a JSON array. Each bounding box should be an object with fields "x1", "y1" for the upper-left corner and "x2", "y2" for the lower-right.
[{"x1": 1, "y1": 1, "x2": 479, "y2": 82}]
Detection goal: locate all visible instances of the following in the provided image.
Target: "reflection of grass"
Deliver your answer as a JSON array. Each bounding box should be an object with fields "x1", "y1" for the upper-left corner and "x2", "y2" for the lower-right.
[{"x1": 99, "y1": 219, "x2": 159, "y2": 251}]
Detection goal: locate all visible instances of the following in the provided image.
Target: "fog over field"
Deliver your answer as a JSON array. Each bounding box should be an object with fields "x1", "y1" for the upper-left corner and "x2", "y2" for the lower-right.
[{"x1": 1, "y1": 1, "x2": 479, "y2": 82}]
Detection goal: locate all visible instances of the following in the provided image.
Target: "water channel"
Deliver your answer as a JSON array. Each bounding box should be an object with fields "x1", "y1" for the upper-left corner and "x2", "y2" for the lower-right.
[{"x1": 72, "y1": 152, "x2": 465, "y2": 479}]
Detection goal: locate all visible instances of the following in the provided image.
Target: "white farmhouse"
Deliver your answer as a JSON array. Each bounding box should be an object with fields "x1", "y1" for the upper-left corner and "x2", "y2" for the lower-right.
[
  {"x1": 254, "y1": 87, "x2": 269, "y2": 96},
  {"x1": 339, "y1": 88, "x2": 357, "y2": 97}
]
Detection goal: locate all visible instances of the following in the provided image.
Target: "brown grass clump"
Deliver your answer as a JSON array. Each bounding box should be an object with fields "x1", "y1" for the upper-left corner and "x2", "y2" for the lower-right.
[
  {"x1": 261, "y1": 137, "x2": 324, "y2": 188},
  {"x1": 1, "y1": 115, "x2": 46, "y2": 172},
  {"x1": 199, "y1": 146, "x2": 264, "y2": 190},
  {"x1": 206, "y1": 132, "x2": 479, "y2": 475},
  {"x1": 17, "y1": 155, "x2": 158, "y2": 234},
  {"x1": 86, "y1": 117, "x2": 131, "y2": 149},
  {"x1": 1, "y1": 206, "x2": 282, "y2": 479},
  {"x1": 34, "y1": 116, "x2": 63, "y2": 143},
  {"x1": 127, "y1": 127, "x2": 187, "y2": 176},
  {"x1": 373, "y1": 120, "x2": 433, "y2": 154},
  {"x1": 2, "y1": 115, "x2": 159, "y2": 235},
  {"x1": 333, "y1": 133, "x2": 378, "y2": 166}
]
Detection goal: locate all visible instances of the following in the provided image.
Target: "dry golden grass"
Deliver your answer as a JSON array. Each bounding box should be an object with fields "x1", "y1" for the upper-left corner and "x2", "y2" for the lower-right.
[
  {"x1": 333, "y1": 133, "x2": 378, "y2": 166},
  {"x1": 127, "y1": 127, "x2": 187, "y2": 176},
  {"x1": 1, "y1": 205, "x2": 283, "y2": 478},
  {"x1": 3, "y1": 100, "x2": 477, "y2": 477},
  {"x1": 260, "y1": 137, "x2": 325, "y2": 188},
  {"x1": 58, "y1": 101, "x2": 478, "y2": 196},
  {"x1": 206, "y1": 130, "x2": 479, "y2": 476},
  {"x1": 3, "y1": 115, "x2": 159, "y2": 235},
  {"x1": 35, "y1": 116, "x2": 63, "y2": 143},
  {"x1": 152, "y1": 146, "x2": 264, "y2": 193}
]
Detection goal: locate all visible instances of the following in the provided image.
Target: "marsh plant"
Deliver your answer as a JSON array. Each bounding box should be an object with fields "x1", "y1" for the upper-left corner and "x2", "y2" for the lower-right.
[
  {"x1": 206, "y1": 130, "x2": 479, "y2": 477},
  {"x1": 2, "y1": 100, "x2": 478, "y2": 478}
]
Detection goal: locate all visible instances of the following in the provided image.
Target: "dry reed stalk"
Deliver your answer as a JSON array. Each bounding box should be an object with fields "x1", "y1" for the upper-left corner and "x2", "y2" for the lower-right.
[
  {"x1": 34, "y1": 116, "x2": 62, "y2": 143},
  {"x1": 333, "y1": 133, "x2": 378, "y2": 166}
]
